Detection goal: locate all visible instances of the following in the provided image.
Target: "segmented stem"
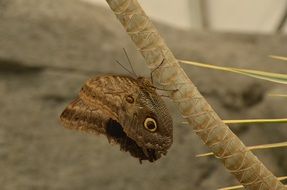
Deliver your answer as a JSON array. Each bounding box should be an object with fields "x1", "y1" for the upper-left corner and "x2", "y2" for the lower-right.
[{"x1": 105, "y1": 0, "x2": 286, "y2": 189}]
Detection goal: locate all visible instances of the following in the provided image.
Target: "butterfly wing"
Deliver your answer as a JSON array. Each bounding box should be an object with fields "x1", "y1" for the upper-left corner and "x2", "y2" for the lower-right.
[
  {"x1": 60, "y1": 75, "x2": 125, "y2": 136},
  {"x1": 59, "y1": 75, "x2": 173, "y2": 162},
  {"x1": 60, "y1": 97, "x2": 116, "y2": 135},
  {"x1": 118, "y1": 77, "x2": 173, "y2": 161}
]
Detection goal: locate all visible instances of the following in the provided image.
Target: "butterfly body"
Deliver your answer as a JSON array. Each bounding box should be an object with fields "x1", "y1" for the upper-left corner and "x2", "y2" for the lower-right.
[{"x1": 60, "y1": 75, "x2": 173, "y2": 162}]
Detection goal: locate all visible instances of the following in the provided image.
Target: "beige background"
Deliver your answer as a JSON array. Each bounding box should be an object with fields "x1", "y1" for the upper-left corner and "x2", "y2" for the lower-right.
[{"x1": 83, "y1": 0, "x2": 287, "y2": 33}]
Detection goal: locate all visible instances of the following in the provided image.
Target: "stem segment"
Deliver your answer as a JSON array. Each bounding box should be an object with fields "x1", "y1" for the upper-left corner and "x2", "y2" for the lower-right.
[{"x1": 105, "y1": 0, "x2": 286, "y2": 189}]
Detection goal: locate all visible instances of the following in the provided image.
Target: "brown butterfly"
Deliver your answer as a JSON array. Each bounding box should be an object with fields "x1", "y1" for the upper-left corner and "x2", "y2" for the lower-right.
[{"x1": 60, "y1": 54, "x2": 173, "y2": 162}]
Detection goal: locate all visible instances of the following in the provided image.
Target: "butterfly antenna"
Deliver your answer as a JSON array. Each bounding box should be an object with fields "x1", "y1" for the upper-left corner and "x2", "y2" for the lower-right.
[
  {"x1": 123, "y1": 48, "x2": 137, "y2": 77},
  {"x1": 115, "y1": 59, "x2": 134, "y2": 76},
  {"x1": 150, "y1": 58, "x2": 165, "y2": 84}
]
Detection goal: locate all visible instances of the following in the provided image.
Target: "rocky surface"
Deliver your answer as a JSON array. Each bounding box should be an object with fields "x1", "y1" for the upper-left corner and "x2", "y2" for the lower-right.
[{"x1": 1, "y1": 0, "x2": 287, "y2": 189}]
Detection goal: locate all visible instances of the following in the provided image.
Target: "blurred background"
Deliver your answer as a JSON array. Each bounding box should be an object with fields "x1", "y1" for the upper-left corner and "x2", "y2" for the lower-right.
[
  {"x1": 85, "y1": 0, "x2": 287, "y2": 33},
  {"x1": 0, "y1": 0, "x2": 286, "y2": 190}
]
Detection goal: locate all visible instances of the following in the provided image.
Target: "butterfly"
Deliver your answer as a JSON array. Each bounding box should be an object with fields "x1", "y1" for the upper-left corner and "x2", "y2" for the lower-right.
[{"x1": 60, "y1": 52, "x2": 173, "y2": 162}]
